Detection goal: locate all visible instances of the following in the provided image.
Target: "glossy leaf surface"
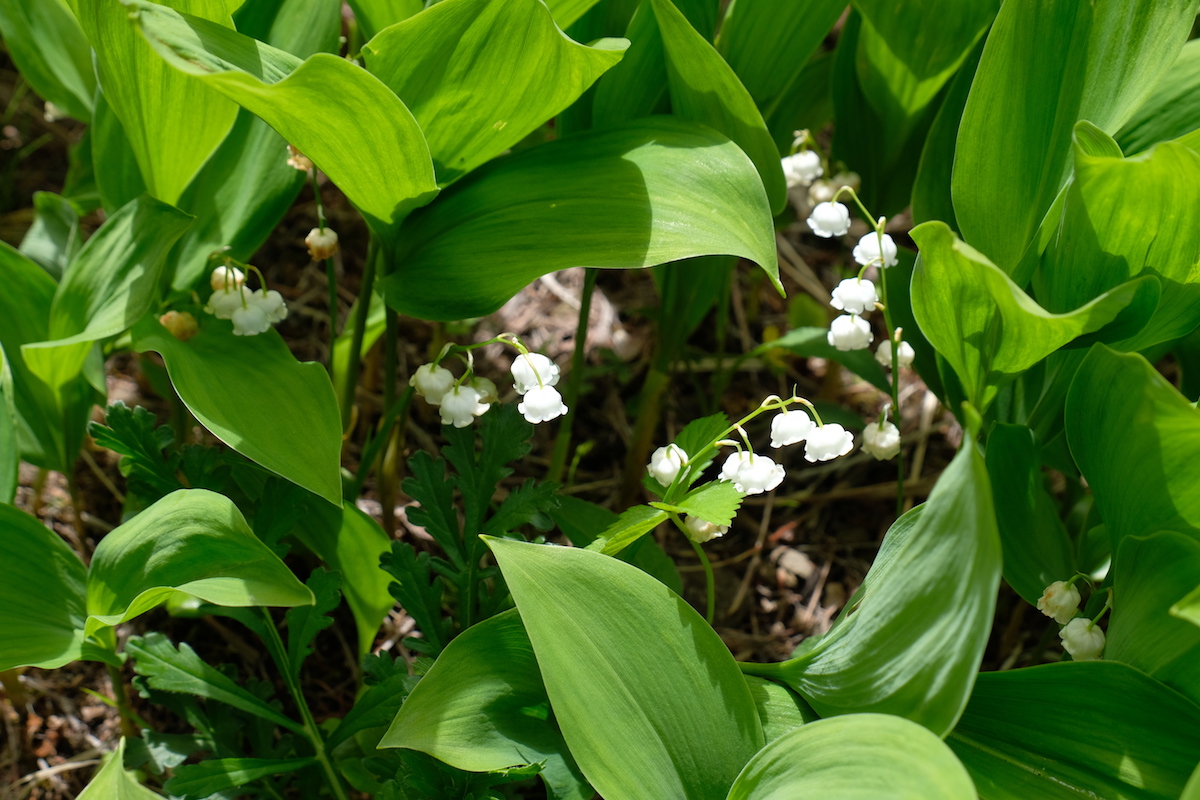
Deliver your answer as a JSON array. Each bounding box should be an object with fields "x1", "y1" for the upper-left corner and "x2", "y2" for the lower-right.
[
  {"x1": 132, "y1": 316, "x2": 343, "y2": 505},
  {"x1": 344, "y1": 0, "x2": 423, "y2": 39},
  {"x1": 487, "y1": 537, "x2": 763, "y2": 800},
  {"x1": 383, "y1": 117, "x2": 779, "y2": 320},
  {"x1": 727, "y1": 714, "x2": 976, "y2": 800},
  {"x1": 1117, "y1": 39, "x2": 1200, "y2": 155},
  {"x1": 911, "y1": 221, "x2": 1158, "y2": 411},
  {"x1": 746, "y1": 441, "x2": 999, "y2": 737},
  {"x1": 948, "y1": 662, "x2": 1200, "y2": 799},
  {"x1": 86, "y1": 489, "x2": 313, "y2": 636},
  {"x1": 362, "y1": 0, "x2": 627, "y2": 185}
]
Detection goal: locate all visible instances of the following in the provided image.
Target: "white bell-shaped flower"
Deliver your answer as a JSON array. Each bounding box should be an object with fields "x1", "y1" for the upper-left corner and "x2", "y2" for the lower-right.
[
  {"x1": 231, "y1": 302, "x2": 270, "y2": 336},
  {"x1": 804, "y1": 424, "x2": 854, "y2": 462},
  {"x1": 827, "y1": 314, "x2": 873, "y2": 351},
  {"x1": 862, "y1": 420, "x2": 901, "y2": 461},
  {"x1": 210, "y1": 265, "x2": 245, "y2": 292},
  {"x1": 830, "y1": 278, "x2": 879, "y2": 316},
  {"x1": 1037, "y1": 581, "x2": 1081, "y2": 625},
  {"x1": 721, "y1": 451, "x2": 753, "y2": 483},
  {"x1": 770, "y1": 409, "x2": 815, "y2": 448},
  {"x1": 251, "y1": 289, "x2": 288, "y2": 324},
  {"x1": 730, "y1": 453, "x2": 785, "y2": 495},
  {"x1": 518, "y1": 385, "x2": 568, "y2": 423},
  {"x1": 781, "y1": 150, "x2": 823, "y2": 188},
  {"x1": 1059, "y1": 617, "x2": 1105, "y2": 661},
  {"x1": 511, "y1": 353, "x2": 560, "y2": 395},
  {"x1": 852, "y1": 232, "x2": 899, "y2": 268},
  {"x1": 440, "y1": 385, "x2": 490, "y2": 428},
  {"x1": 410, "y1": 363, "x2": 456, "y2": 405},
  {"x1": 875, "y1": 340, "x2": 915, "y2": 370},
  {"x1": 648, "y1": 444, "x2": 688, "y2": 486},
  {"x1": 305, "y1": 227, "x2": 339, "y2": 261},
  {"x1": 206, "y1": 287, "x2": 244, "y2": 320},
  {"x1": 684, "y1": 516, "x2": 729, "y2": 544},
  {"x1": 806, "y1": 201, "x2": 851, "y2": 238}
]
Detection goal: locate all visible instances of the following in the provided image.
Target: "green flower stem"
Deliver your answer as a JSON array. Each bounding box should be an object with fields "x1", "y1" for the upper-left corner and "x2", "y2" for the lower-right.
[
  {"x1": 340, "y1": 238, "x2": 380, "y2": 433},
  {"x1": 308, "y1": 170, "x2": 339, "y2": 374},
  {"x1": 105, "y1": 662, "x2": 139, "y2": 739},
  {"x1": 258, "y1": 609, "x2": 350, "y2": 800},
  {"x1": 548, "y1": 268, "x2": 598, "y2": 484},
  {"x1": 879, "y1": 267, "x2": 904, "y2": 517},
  {"x1": 620, "y1": 367, "x2": 672, "y2": 506},
  {"x1": 380, "y1": 310, "x2": 400, "y2": 535},
  {"x1": 673, "y1": 513, "x2": 716, "y2": 625}
]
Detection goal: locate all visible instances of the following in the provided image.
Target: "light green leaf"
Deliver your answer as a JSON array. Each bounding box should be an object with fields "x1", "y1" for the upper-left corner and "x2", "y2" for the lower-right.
[
  {"x1": 952, "y1": 0, "x2": 1195, "y2": 274},
  {"x1": 0, "y1": 503, "x2": 87, "y2": 671},
  {"x1": 165, "y1": 757, "x2": 316, "y2": 799},
  {"x1": 549, "y1": 495, "x2": 683, "y2": 594},
  {"x1": 486, "y1": 537, "x2": 764, "y2": 800},
  {"x1": 362, "y1": 0, "x2": 627, "y2": 185},
  {"x1": 911, "y1": 40, "x2": 981, "y2": 228},
  {"x1": 0, "y1": 0, "x2": 95, "y2": 121},
  {"x1": 292, "y1": 502, "x2": 396, "y2": 656},
  {"x1": 650, "y1": 0, "x2": 784, "y2": 213},
  {"x1": 0, "y1": 347, "x2": 15, "y2": 503},
  {"x1": 910, "y1": 221, "x2": 1159, "y2": 411},
  {"x1": 742, "y1": 676, "x2": 817, "y2": 745},
  {"x1": 92, "y1": 91, "x2": 148, "y2": 214},
  {"x1": 127, "y1": 632, "x2": 302, "y2": 732},
  {"x1": 948, "y1": 662, "x2": 1200, "y2": 799},
  {"x1": 1066, "y1": 345, "x2": 1200, "y2": 547},
  {"x1": 1186, "y1": 762, "x2": 1200, "y2": 800},
  {"x1": 1174, "y1": 586, "x2": 1200, "y2": 629},
  {"x1": 675, "y1": 480, "x2": 743, "y2": 528},
  {"x1": 129, "y1": 0, "x2": 438, "y2": 241},
  {"x1": 727, "y1": 714, "x2": 976, "y2": 800},
  {"x1": 1117, "y1": 40, "x2": 1200, "y2": 156},
  {"x1": 597, "y1": 505, "x2": 668, "y2": 556},
  {"x1": 381, "y1": 609, "x2": 591, "y2": 800},
  {"x1": 19, "y1": 191, "x2": 81, "y2": 281},
  {"x1": 1036, "y1": 131, "x2": 1200, "y2": 352},
  {"x1": 69, "y1": 0, "x2": 239, "y2": 204},
  {"x1": 86, "y1": 489, "x2": 313, "y2": 637},
  {"x1": 345, "y1": 0, "x2": 423, "y2": 40},
  {"x1": 984, "y1": 423, "x2": 1074, "y2": 605},
  {"x1": 382, "y1": 117, "x2": 780, "y2": 321},
  {"x1": 744, "y1": 441, "x2": 999, "y2": 737},
  {"x1": 78, "y1": 739, "x2": 163, "y2": 800},
  {"x1": 1107, "y1": 532, "x2": 1200, "y2": 706},
  {"x1": 132, "y1": 315, "x2": 343, "y2": 505}
]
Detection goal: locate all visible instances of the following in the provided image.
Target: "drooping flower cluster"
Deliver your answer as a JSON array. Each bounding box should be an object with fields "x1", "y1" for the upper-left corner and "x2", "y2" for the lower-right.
[
  {"x1": 1037, "y1": 579, "x2": 1107, "y2": 661},
  {"x1": 824, "y1": 227, "x2": 902, "y2": 353},
  {"x1": 203, "y1": 264, "x2": 289, "y2": 336},
  {"x1": 410, "y1": 362, "x2": 494, "y2": 428},
  {"x1": 511, "y1": 352, "x2": 568, "y2": 424}
]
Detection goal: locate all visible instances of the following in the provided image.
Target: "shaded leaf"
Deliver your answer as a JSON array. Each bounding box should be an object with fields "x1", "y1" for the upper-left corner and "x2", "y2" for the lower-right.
[
  {"x1": 379, "y1": 542, "x2": 451, "y2": 656},
  {"x1": 165, "y1": 757, "x2": 316, "y2": 799},
  {"x1": 753, "y1": 326, "x2": 889, "y2": 393},
  {"x1": 88, "y1": 402, "x2": 181, "y2": 498},
  {"x1": 0, "y1": 0, "x2": 95, "y2": 120},
  {"x1": 1117, "y1": 40, "x2": 1200, "y2": 156},
  {"x1": 284, "y1": 569, "x2": 341, "y2": 682},
  {"x1": 20, "y1": 191, "x2": 81, "y2": 281},
  {"x1": 742, "y1": 676, "x2": 817, "y2": 745}
]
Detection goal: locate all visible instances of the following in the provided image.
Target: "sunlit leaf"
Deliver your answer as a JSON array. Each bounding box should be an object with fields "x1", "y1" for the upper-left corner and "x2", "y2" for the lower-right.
[
  {"x1": 0, "y1": 0, "x2": 95, "y2": 120},
  {"x1": 77, "y1": 739, "x2": 164, "y2": 799},
  {"x1": 1117, "y1": 40, "x2": 1200, "y2": 155}
]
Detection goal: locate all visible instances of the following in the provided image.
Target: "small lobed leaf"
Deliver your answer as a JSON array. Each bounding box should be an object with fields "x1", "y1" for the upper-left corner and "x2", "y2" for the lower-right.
[
  {"x1": 284, "y1": 569, "x2": 341, "y2": 682},
  {"x1": 675, "y1": 480, "x2": 744, "y2": 528},
  {"x1": 596, "y1": 504, "x2": 668, "y2": 556},
  {"x1": 88, "y1": 401, "x2": 181, "y2": 498},
  {"x1": 379, "y1": 541, "x2": 452, "y2": 656}
]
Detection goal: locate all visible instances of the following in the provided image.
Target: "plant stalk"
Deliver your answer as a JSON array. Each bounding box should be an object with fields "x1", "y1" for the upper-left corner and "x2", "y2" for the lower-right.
[
  {"x1": 548, "y1": 268, "x2": 597, "y2": 484},
  {"x1": 879, "y1": 267, "x2": 904, "y2": 517},
  {"x1": 690, "y1": 538, "x2": 716, "y2": 625},
  {"x1": 340, "y1": 238, "x2": 380, "y2": 433}
]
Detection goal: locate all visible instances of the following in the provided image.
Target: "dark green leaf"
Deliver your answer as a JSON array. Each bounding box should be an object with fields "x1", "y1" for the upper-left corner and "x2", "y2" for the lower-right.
[
  {"x1": 325, "y1": 669, "x2": 417, "y2": 752},
  {"x1": 444, "y1": 403, "x2": 533, "y2": 537},
  {"x1": 284, "y1": 569, "x2": 341, "y2": 682},
  {"x1": 402, "y1": 451, "x2": 463, "y2": 567},
  {"x1": 88, "y1": 402, "x2": 181, "y2": 498},
  {"x1": 484, "y1": 479, "x2": 560, "y2": 537},
  {"x1": 549, "y1": 495, "x2": 683, "y2": 594},
  {"x1": 753, "y1": 326, "x2": 889, "y2": 393},
  {"x1": 124, "y1": 731, "x2": 206, "y2": 775},
  {"x1": 165, "y1": 757, "x2": 316, "y2": 799},
  {"x1": 0, "y1": 0, "x2": 95, "y2": 121},
  {"x1": 379, "y1": 542, "x2": 451, "y2": 656}
]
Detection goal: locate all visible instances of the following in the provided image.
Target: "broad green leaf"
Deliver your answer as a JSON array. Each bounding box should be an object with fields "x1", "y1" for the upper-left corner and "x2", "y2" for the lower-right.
[
  {"x1": 752, "y1": 326, "x2": 889, "y2": 393},
  {"x1": 78, "y1": 739, "x2": 163, "y2": 800},
  {"x1": 129, "y1": 0, "x2": 438, "y2": 241},
  {"x1": 715, "y1": 0, "x2": 845, "y2": 145},
  {"x1": 382, "y1": 117, "x2": 780, "y2": 320},
  {"x1": 910, "y1": 221, "x2": 1158, "y2": 411},
  {"x1": 86, "y1": 489, "x2": 313, "y2": 636},
  {"x1": 549, "y1": 495, "x2": 683, "y2": 594},
  {"x1": 650, "y1": 0, "x2": 785, "y2": 213},
  {"x1": 345, "y1": 0, "x2": 423, "y2": 39},
  {"x1": 1036, "y1": 132, "x2": 1200, "y2": 352},
  {"x1": 545, "y1": 0, "x2": 604, "y2": 29},
  {"x1": 911, "y1": 41, "x2": 981, "y2": 228},
  {"x1": 132, "y1": 315, "x2": 343, "y2": 505},
  {"x1": 1066, "y1": 345, "x2": 1200, "y2": 547},
  {"x1": 1186, "y1": 763, "x2": 1200, "y2": 800},
  {"x1": 23, "y1": 195, "x2": 192, "y2": 392},
  {"x1": 597, "y1": 505, "x2": 668, "y2": 555},
  {"x1": 19, "y1": 192, "x2": 81, "y2": 281},
  {"x1": 232, "y1": 0, "x2": 341, "y2": 56},
  {"x1": 742, "y1": 677, "x2": 818, "y2": 745},
  {"x1": 1117, "y1": 40, "x2": 1200, "y2": 156},
  {"x1": 128, "y1": 632, "x2": 303, "y2": 732},
  {"x1": 68, "y1": 0, "x2": 239, "y2": 204},
  {"x1": 984, "y1": 423, "x2": 1074, "y2": 605},
  {"x1": 948, "y1": 662, "x2": 1200, "y2": 799},
  {"x1": 486, "y1": 537, "x2": 764, "y2": 800},
  {"x1": 1107, "y1": 532, "x2": 1200, "y2": 706},
  {"x1": 744, "y1": 441, "x2": 999, "y2": 737},
  {"x1": 381, "y1": 609, "x2": 591, "y2": 800},
  {"x1": 292, "y1": 502, "x2": 396, "y2": 655},
  {"x1": 92, "y1": 91, "x2": 148, "y2": 214},
  {"x1": 0, "y1": 347, "x2": 15, "y2": 503},
  {"x1": 952, "y1": 0, "x2": 1195, "y2": 274},
  {"x1": 165, "y1": 757, "x2": 316, "y2": 799},
  {"x1": 362, "y1": 0, "x2": 627, "y2": 185},
  {"x1": 727, "y1": 714, "x2": 976, "y2": 800},
  {"x1": 0, "y1": 503, "x2": 87, "y2": 671},
  {"x1": 0, "y1": 0, "x2": 95, "y2": 121}
]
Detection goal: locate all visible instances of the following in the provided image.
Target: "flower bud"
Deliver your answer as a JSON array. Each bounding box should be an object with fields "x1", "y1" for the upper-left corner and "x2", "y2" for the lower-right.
[
  {"x1": 510, "y1": 352, "x2": 560, "y2": 395},
  {"x1": 409, "y1": 363, "x2": 456, "y2": 405},
  {"x1": 210, "y1": 265, "x2": 245, "y2": 292},
  {"x1": 518, "y1": 385, "x2": 568, "y2": 423},
  {"x1": 439, "y1": 385, "x2": 490, "y2": 427},
  {"x1": 286, "y1": 144, "x2": 313, "y2": 172},
  {"x1": 770, "y1": 409, "x2": 814, "y2": 448},
  {"x1": 861, "y1": 420, "x2": 901, "y2": 461},
  {"x1": 684, "y1": 516, "x2": 728, "y2": 544},
  {"x1": 648, "y1": 444, "x2": 688, "y2": 486},
  {"x1": 830, "y1": 278, "x2": 879, "y2": 316},
  {"x1": 806, "y1": 201, "x2": 851, "y2": 238},
  {"x1": 159, "y1": 311, "x2": 198, "y2": 342},
  {"x1": 804, "y1": 424, "x2": 854, "y2": 463},
  {"x1": 470, "y1": 375, "x2": 499, "y2": 404},
  {"x1": 305, "y1": 227, "x2": 339, "y2": 261},
  {"x1": 1037, "y1": 580, "x2": 1080, "y2": 625},
  {"x1": 1059, "y1": 617, "x2": 1105, "y2": 661},
  {"x1": 852, "y1": 232, "x2": 899, "y2": 268},
  {"x1": 875, "y1": 340, "x2": 915, "y2": 370},
  {"x1": 827, "y1": 314, "x2": 873, "y2": 351},
  {"x1": 781, "y1": 150, "x2": 823, "y2": 188}
]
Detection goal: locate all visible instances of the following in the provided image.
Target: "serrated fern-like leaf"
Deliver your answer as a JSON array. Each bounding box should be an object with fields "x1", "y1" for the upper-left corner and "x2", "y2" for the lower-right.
[{"x1": 380, "y1": 542, "x2": 451, "y2": 656}]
